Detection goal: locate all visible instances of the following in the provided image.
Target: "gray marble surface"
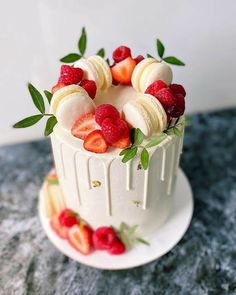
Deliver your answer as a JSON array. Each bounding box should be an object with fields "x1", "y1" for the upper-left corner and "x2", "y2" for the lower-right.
[{"x1": 0, "y1": 109, "x2": 236, "y2": 295}]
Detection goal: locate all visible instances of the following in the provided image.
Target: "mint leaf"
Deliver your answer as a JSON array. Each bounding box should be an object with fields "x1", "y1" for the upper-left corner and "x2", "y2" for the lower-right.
[
  {"x1": 119, "y1": 148, "x2": 130, "y2": 156},
  {"x1": 128, "y1": 224, "x2": 138, "y2": 235},
  {"x1": 106, "y1": 58, "x2": 110, "y2": 65},
  {"x1": 44, "y1": 90, "x2": 53, "y2": 104},
  {"x1": 163, "y1": 56, "x2": 185, "y2": 66},
  {"x1": 78, "y1": 27, "x2": 87, "y2": 55},
  {"x1": 28, "y1": 83, "x2": 45, "y2": 113},
  {"x1": 134, "y1": 128, "x2": 144, "y2": 145},
  {"x1": 60, "y1": 53, "x2": 81, "y2": 63},
  {"x1": 147, "y1": 53, "x2": 154, "y2": 58},
  {"x1": 96, "y1": 48, "x2": 105, "y2": 58},
  {"x1": 173, "y1": 127, "x2": 182, "y2": 137},
  {"x1": 68, "y1": 212, "x2": 79, "y2": 217},
  {"x1": 140, "y1": 148, "x2": 149, "y2": 170},
  {"x1": 136, "y1": 237, "x2": 150, "y2": 246},
  {"x1": 121, "y1": 146, "x2": 138, "y2": 163},
  {"x1": 156, "y1": 39, "x2": 165, "y2": 58},
  {"x1": 13, "y1": 115, "x2": 43, "y2": 128},
  {"x1": 44, "y1": 116, "x2": 57, "y2": 136},
  {"x1": 145, "y1": 134, "x2": 167, "y2": 148},
  {"x1": 166, "y1": 128, "x2": 175, "y2": 136}
]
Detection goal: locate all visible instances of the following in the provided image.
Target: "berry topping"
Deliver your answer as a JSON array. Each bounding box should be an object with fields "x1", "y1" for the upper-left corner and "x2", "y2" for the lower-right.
[
  {"x1": 111, "y1": 57, "x2": 136, "y2": 85},
  {"x1": 58, "y1": 209, "x2": 78, "y2": 228},
  {"x1": 111, "y1": 135, "x2": 131, "y2": 149},
  {"x1": 80, "y1": 79, "x2": 97, "y2": 99},
  {"x1": 108, "y1": 239, "x2": 126, "y2": 255},
  {"x1": 71, "y1": 113, "x2": 98, "y2": 140},
  {"x1": 101, "y1": 118, "x2": 130, "y2": 144},
  {"x1": 145, "y1": 80, "x2": 167, "y2": 96},
  {"x1": 171, "y1": 94, "x2": 185, "y2": 117},
  {"x1": 50, "y1": 215, "x2": 68, "y2": 239},
  {"x1": 67, "y1": 224, "x2": 93, "y2": 255},
  {"x1": 83, "y1": 130, "x2": 108, "y2": 153},
  {"x1": 169, "y1": 84, "x2": 186, "y2": 97},
  {"x1": 134, "y1": 55, "x2": 144, "y2": 64},
  {"x1": 154, "y1": 88, "x2": 176, "y2": 116},
  {"x1": 112, "y1": 46, "x2": 131, "y2": 63},
  {"x1": 58, "y1": 65, "x2": 83, "y2": 85},
  {"x1": 92, "y1": 226, "x2": 117, "y2": 250},
  {"x1": 51, "y1": 82, "x2": 66, "y2": 94},
  {"x1": 95, "y1": 104, "x2": 120, "y2": 126}
]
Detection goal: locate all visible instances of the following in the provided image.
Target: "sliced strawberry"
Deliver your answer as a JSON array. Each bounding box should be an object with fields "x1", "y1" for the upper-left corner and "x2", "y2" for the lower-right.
[
  {"x1": 67, "y1": 224, "x2": 93, "y2": 255},
  {"x1": 71, "y1": 113, "x2": 98, "y2": 140},
  {"x1": 50, "y1": 215, "x2": 68, "y2": 239},
  {"x1": 92, "y1": 226, "x2": 117, "y2": 250},
  {"x1": 58, "y1": 209, "x2": 79, "y2": 228},
  {"x1": 134, "y1": 55, "x2": 144, "y2": 64},
  {"x1": 83, "y1": 130, "x2": 108, "y2": 153},
  {"x1": 111, "y1": 57, "x2": 136, "y2": 85},
  {"x1": 112, "y1": 134, "x2": 131, "y2": 149},
  {"x1": 80, "y1": 80, "x2": 97, "y2": 99},
  {"x1": 108, "y1": 238, "x2": 126, "y2": 255},
  {"x1": 58, "y1": 65, "x2": 83, "y2": 85},
  {"x1": 112, "y1": 46, "x2": 131, "y2": 63},
  {"x1": 51, "y1": 82, "x2": 66, "y2": 94}
]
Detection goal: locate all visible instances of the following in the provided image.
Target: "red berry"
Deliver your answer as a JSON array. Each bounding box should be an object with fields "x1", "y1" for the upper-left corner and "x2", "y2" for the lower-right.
[
  {"x1": 58, "y1": 209, "x2": 78, "y2": 228},
  {"x1": 83, "y1": 130, "x2": 108, "y2": 153},
  {"x1": 171, "y1": 94, "x2": 185, "y2": 117},
  {"x1": 112, "y1": 135, "x2": 131, "y2": 149},
  {"x1": 134, "y1": 55, "x2": 144, "y2": 64},
  {"x1": 111, "y1": 57, "x2": 136, "y2": 85},
  {"x1": 101, "y1": 118, "x2": 130, "y2": 144},
  {"x1": 145, "y1": 80, "x2": 167, "y2": 96},
  {"x1": 50, "y1": 215, "x2": 68, "y2": 239},
  {"x1": 80, "y1": 80, "x2": 97, "y2": 99},
  {"x1": 68, "y1": 224, "x2": 93, "y2": 255},
  {"x1": 112, "y1": 46, "x2": 131, "y2": 63},
  {"x1": 71, "y1": 113, "x2": 98, "y2": 140},
  {"x1": 108, "y1": 238, "x2": 126, "y2": 255},
  {"x1": 51, "y1": 82, "x2": 66, "y2": 94},
  {"x1": 95, "y1": 104, "x2": 120, "y2": 126},
  {"x1": 58, "y1": 65, "x2": 83, "y2": 85},
  {"x1": 169, "y1": 84, "x2": 186, "y2": 97},
  {"x1": 152, "y1": 88, "x2": 176, "y2": 116},
  {"x1": 93, "y1": 226, "x2": 117, "y2": 250}
]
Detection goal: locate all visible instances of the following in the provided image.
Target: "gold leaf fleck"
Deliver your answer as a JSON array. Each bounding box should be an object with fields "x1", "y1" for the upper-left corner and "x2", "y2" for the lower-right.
[
  {"x1": 92, "y1": 180, "x2": 101, "y2": 188},
  {"x1": 132, "y1": 200, "x2": 141, "y2": 207}
]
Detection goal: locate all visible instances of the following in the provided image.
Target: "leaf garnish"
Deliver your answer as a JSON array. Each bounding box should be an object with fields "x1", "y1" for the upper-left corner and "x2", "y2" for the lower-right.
[
  {"x1": 145, "y1": 134, "x2": 167, "y2": 148},
  {"x1": 13, "y1": 115, "x2": 44, "y2": 128},
  {"x1": 118, "y1": 223, "x2": 150, "y2": 248},
  {"x1": 78, "y1": 27, "x2": 87, "y2": 55},
  {"x1": 44, "y1": 116, "x2": 57, "y2": 136},
  {"x1": 140, "y1": 148, "x2": 149, "y2": 170},
  {"x1": 156, "y1": 39, "x2": 165, "y2": 58},
  {"x1": 163, "y1": 56, "x2": 185, "y2": 66},
  {"x1": 44, "y1": 90, "x2": 53, "y2": 104},
  {"x1": 60, "y1": 53, "x2": 81, "y2": 63},
  {"x1": 121, "y1": 146, "x2": 138, "y2": 163},
  {"x1": 147, "y1": 53, "x2": 154, "y2": 58},
  {"x1": 136, "y1": 237, "x2": 150, "y2": 246},
  {"x1": 96, "y1": 48, "x2": 105, "y2": 58},
  {"x1": 134, "y1": 128, "x2": 144, "y2": 145},
  {"x1": 28, "y1": 83, "x2": 45, "y2": 113}
]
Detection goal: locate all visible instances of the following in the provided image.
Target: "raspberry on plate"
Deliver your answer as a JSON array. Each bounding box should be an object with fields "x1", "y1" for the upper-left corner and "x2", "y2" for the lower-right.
[
  {"x1": 58, "y1": 65, "x2": 83, "y2": 85},
  {"x1": 58, "y1": 208, "x2": 78, "y2": 228},
  {"x1": 71, "y1": 113, "x2": 98, "y2": 140},
  {"x1": 145, "y1": 80, "x2": 167, "y2": 96},
  {"x1": 80, "y1": 79, "x2": 97, "y2": 99},
  {"x1": 111, "y1": 57, "x2": 136, "y2": 85},
  {"x1": 95, "y1": 104, "x2": 120, "y2": 126},
  {"x1": 112, "y1": 46, "x2": 131, "y2": 63},
  {"x1": 108, "y1": 238, "x2": 126, "y2": 255},
  {"x1": 83, "y1": 130, "x2": 108, "y2": 153},
  {"x1": 169, "y1": 84, "x2": 186, "y2": 97},
  {"x1": 92, "y1": 226, "x2": 117, "y2": 250},
  {"x1": 101, "y1": 118, "x2": 130, "y2": 144},
  {"x1": 50, "y1": 215, "x2": 68, "y2": 239}
]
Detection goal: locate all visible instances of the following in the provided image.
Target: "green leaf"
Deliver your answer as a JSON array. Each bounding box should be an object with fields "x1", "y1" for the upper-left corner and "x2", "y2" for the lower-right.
[
  {"x1": 68, "y1": 212, "x2": 79, "y2": 217},
  {"x1": 44, "y1": 116, "x2": 57, "y2": 136},
  {"x1": 106, "y1": 58, "x2": 110, "y2": 66},
  {"x1": 156, "y1": 39, "x2": 165, "y2": 58},
  {"x1": 119, "y1": 222, "x2": 128, "y2": 232},
  {"x1": 122, "y1": 146, "x2": 138, "y2": 163},
  {"x1": 119, "y1": 148, "x2": 130, "y2": 156},
  {"x1": 166, "y1": 128, "x2": 175, "y2": 136},
  {"x1": 96, "y1": 48, "x2": 105, "y2": 58},
  {"x1": 13, "y1": 114, "x2": 43, "y2": 128},
  {"x1": 60, "y1": 53, "x2": 81, "y2": 63},
  {"x1": 145, "y1": 134, "x2": 167, "y2": 148},
  {"x1": 163, "y1": 56, "x2": 185, "y2": 66},
  {"x1": 147, "y1": 53, "x2": 154, "y2": 58},
  {"x1": 128, "y1": 224, "x2": 138, "y2": 235},
  {"x1": 44, "y1": 90, "x2": 53, "y2": 104},
  {"x1": 78, "y1": 27, "x2": 87, "y2": 55},
  {"x1": 173, "y1": 127, "x2": 182, "y2": 137},
  {"x1": 46, "y1": 177, "x2": 59, "y2": 185},
  {"x1": 28, "y1": 83, "x2": 45, "y2": 113},
  {"x1": 136, "y1": 237, "x2": 150, "y2": 246},
  {"x1": 140, "y1": 148, "x2": 149, "y2": 170},
  {"x1": 134, "y1": 128, "x2": 144, "y2": 145}
]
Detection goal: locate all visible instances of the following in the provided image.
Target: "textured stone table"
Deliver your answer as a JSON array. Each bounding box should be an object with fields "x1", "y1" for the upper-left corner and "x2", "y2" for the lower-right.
[{"x1": 0, "y1": 109, "x2": 236, "y2": 295}]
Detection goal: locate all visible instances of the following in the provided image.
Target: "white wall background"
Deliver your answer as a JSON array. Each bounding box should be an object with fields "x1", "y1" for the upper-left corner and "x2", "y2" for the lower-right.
[{"x1": 0, "y1": 0, "x2": 236, "y2": 145}]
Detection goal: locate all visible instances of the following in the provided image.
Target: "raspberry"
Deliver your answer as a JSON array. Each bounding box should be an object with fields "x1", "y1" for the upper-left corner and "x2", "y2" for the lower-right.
[
  {"x1": 171, "y1": 94, "x2": 185, "y2": 117},
  {"x1": 155, "y1": 88, "x2": 176, "y2": 116},
  {"x1": 169, "y1": 84, "x2": 186, "y2": 97},
  {"x1": 145, "y1": 80, "x2": 167, "y2": 96},
  {"x1": 112, "y1": 46, "x2": 131, "y2": 63},
  {"x1": 58, "y1": 209, "x2": 78, "y2": 228},
  {"x1": 80, "y1": 79, "x2": 97, "y2": 99},
  {"x1": 92, "y1": 227, "x2": 117, "y2": 250},
  {"x1": 108, "y1": 239, "x2": 126, "y2": 255},
  {"x1": 134, "y1": 55, "x2": 144, "y2": 64},
  {"x1": 95, "y1": 104, "x2": 120, "y2": 126},
  {"x1": 101, "y1": 118, "x2": 130, "y2": 144},
  {"x1": 58, "y1": 65, "x2": 83, "y2": 85}
]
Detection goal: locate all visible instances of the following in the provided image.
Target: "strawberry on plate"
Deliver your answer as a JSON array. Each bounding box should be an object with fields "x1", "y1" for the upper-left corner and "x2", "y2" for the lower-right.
[
  {"x1": 58, "y1": 209, "x2": 79, "y2": 228},
  {"x1": 92, "y1": 226, "x2": 117, "y2": 250},
  {"x1": 108, "y1": 238, "x2": 126, "y2": 255},
  {"x1": 50, "y1": 215, "x2": 68, "y2": 239},
  {"x1": 83, "y1": 130, "x2": 108, "y2": 153},
  {"x1": 67, "y1": 224, "x2": 93, "y2": 255},
  {"x1": 71, "y1": 113, "x2": 99, "y2": 140},
  {"x1": 111, "y1": 57, "x2": 136, "y2": 85}
]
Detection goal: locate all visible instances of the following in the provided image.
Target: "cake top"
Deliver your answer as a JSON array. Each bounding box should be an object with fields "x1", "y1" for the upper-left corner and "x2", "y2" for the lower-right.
[{"x1": 13, "y1": 27, "x2": 187, "y2": 169}]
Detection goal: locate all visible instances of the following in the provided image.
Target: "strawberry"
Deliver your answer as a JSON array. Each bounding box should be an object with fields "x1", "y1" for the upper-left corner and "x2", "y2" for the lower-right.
[
  {"x1": 112, "y1": 135, "x2": 131, "y2": 149},
  {"x1": 134, "y1": 55, "x2": 144, "y2": 64},
  {"x1": 50, "y1": 215, "x2": 68, "y2": 239},
  {"x1": 108, "y1": 238, "x2": 126, "y2": 255},
  {"x1": 92, "y1": 226, "x2": 117, "y2": 250},
  {"x1": 95, "y1": 104, "x2": 120, "y2": 126},
  {"x1": 169, "y1": 84, "x2": 186, "y2": 97},
  {"x1": 83, "y1": 130, "x2": 108, "y2": 153},
  {"x1": 51, "y1": 82, "x2": 66, "y2": 94},
  {"x1": 67, "y1": 224, "x2": 93, "y2": 255},
  {"x1": 58, "y1": 65, "x2": 83, "y2": 85},
  {"x1": 71, "y1": 113, "x2": 98, "y2": 140},
  {"x1": 112, "y1": 46, "x2": 131, "y2": 63},
  {"x1": 80, "y1": 79, "x2": 97, "y2": 99},
  {"x1": 145, "y1": 80, "x2": 167, "y2": 96},
  {"x1": 58, "y1": 209, "x2": 79, "y2": 228},
  {"x1": 111, "y1": 57, "x2": 136, "y2": 85},
  {"x1": 101, "y1": 118, "x2": 130, "y2": 144}
]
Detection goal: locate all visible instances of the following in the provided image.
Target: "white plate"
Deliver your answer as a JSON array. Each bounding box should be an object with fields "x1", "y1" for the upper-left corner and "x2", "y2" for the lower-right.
[{"x1": 39, "y1": 169, "x2": 193, "y2": 270}]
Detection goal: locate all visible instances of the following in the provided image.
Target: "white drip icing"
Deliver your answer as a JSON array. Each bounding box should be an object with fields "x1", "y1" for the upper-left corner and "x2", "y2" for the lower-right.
[
  {"x1": 102, "y1": 159, "x2": 114, "y2": 216},
  {"x1": 85, "y1": 156, "x2": 91, "y2": 189},
  {"x1": 126, "y1": 161, "x2": 132, "y2": 191},
  {"x1": 59, "y1": 143, "x2": 66, "y2": 179},
  {"x1": 167, "y1": 142, "x2": 176, "y2": 195},
  {"x1": 174, "y1": 129, "x2": 185, "y2": 175},
  {"x1": 142, "y1": 169, "x2": 149, "y2": 210},
  {"x1": 73, "y1": 152, "x2": 81, "y2": 205},
  {"x1": 161, "y1": 147, "x2": 166, "y2": 181}
]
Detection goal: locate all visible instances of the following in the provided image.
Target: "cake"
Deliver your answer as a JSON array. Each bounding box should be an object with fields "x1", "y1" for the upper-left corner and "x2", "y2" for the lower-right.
[{"x1": 14, "y1": 28, "x2": 186, "y2": 255}]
